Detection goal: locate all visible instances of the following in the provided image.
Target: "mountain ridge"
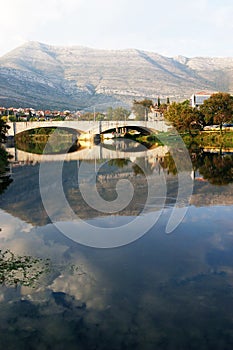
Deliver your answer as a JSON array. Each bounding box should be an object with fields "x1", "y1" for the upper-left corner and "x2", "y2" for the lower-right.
[{"x1": 0, "y1": 41, "x2": 233, "y2": 110}]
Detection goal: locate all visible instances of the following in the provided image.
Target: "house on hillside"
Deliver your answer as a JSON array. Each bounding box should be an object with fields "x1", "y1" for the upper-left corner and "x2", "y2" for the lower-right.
[{"x1": 190, "y1": 91, "x2": 214, "y2": 108}]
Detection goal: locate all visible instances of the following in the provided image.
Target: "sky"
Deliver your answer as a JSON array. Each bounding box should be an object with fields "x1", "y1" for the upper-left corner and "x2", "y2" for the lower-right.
[{"x1": 0, "y1": 0, "x2": 233, "y2": 58}]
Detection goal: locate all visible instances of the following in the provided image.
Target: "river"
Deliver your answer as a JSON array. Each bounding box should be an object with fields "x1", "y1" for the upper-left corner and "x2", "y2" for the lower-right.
[{"x1": 0, "y1": 135, "x2": 233, "y2": 350}]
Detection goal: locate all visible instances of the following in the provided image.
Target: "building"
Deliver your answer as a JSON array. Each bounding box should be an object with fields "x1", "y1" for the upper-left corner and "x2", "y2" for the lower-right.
[{"x1": 190, "y1": 91, "x2": 214, "y2": 108}]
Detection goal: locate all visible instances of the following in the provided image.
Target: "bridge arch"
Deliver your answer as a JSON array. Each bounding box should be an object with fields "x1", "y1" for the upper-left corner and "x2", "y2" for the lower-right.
[{"x1": 82, "y1": 121, "x2": 168, "y2": 136}]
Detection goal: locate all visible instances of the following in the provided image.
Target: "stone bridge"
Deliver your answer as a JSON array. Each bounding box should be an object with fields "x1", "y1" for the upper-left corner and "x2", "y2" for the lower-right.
[{"x1": 6, "y1": 120, "x2": 170, "y2": 138}]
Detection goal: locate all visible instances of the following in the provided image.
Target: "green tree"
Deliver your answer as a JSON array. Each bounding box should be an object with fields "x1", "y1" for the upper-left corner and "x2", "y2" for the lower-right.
[
  {"x1": 81, "y1": 112, "x2": 94, "y2": 121},
  {"x1": 112, "y1": 107, "x2": 130, "y2": 121},
  {"x1": 0, "y1": 117, "x2": 12, "y2": 193},
  {"x1": 9, "y1": 115, "x2": 17, "y2": 122},
  {"x1": 96, "y1": 113, "x2": 105, "y2": 121},
  {"x1": 0, "y1": 117, "x2": 10, "y2": 143},
  {"x1": 106, "y1": 107, "x2": 113, "y2": 120},
  {"x1": 164, "y1": 100, "x2": 203, "y2": 135},
  {"x1": 132, "y1": 99, "x2": 154, "y2": 120},
  {"x1": 200, "y1": 92, "x2": 233, "y2": 130},
  {"x1": 159, "y1": 102, "x2": 169, "y2": 114}
]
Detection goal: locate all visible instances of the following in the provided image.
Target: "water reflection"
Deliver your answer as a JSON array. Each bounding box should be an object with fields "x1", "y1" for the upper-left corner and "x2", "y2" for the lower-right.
[
  {"x1": 0, "y1": 139, "x2": 233, "y2": 349},
  {"x1": 0, "y1": 206, "x2": 232, "y2": 349},
  {"x1": 1, "y1": 144, "x2": 233, "y2": 227},
  {"x1": 196, "y1": 153, "x2": 233, "y2": 185},
  {"x1": 15, "y1": 127, "x2": 79, "y2": 155}
]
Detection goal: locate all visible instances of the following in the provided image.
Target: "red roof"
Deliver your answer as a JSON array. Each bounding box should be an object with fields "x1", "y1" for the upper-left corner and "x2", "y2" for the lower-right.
[{"x1": 195, "y1": 91, "x2": 215, "y2": 96}]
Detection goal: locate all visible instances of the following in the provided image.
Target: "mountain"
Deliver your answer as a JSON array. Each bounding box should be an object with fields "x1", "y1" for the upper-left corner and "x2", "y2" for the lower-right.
[{"x1": 0, "y1": 41, "x2": 233, "y2": 110}]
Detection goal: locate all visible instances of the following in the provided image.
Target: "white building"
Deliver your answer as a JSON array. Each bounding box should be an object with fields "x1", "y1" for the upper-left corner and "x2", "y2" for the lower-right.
[{"x1": 190, "y1": 91, "x2": 213, "y2": 108}]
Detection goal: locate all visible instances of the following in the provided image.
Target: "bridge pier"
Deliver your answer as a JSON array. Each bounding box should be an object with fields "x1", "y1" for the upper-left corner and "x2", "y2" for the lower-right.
[{"x1": 78, "y1": 132, "x2": 101, "y2": 143}]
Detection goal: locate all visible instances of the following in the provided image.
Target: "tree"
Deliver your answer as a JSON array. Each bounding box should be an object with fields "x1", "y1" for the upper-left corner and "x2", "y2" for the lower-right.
[
  {"x1": 0, "y1": 117, "x2": 12, "y2": 193},
  {"x1": 106, "y1": 107, "x2": 113, "y2": 120},
  {"x1": 159, "y1": 102, "x2": 169, "y2": 114},
  {"x1": 157, "y1": 97, "x2": 161, "y2": 107},
  {"x1": 111, "y1": 107, "x2": 130, "y2": 121},
  {"x1": 96, "y1": 113, "x2": 105, "y2": 121},
  {"x1": 132, "y1": 99, "x2": 154, "y2": 120},
  {"x1": 164, "y1": 100, "x2": 203, "y2": 135},
  {"x1": 9, "y1": 115, "x2": 17, "y2": 122},
  {"x1": 81, "y1": 112, "x2": 94, "y2": 121},
  {"x1": 0, "y1": 117, "x2": 10, "y2": 143},
  {"x1": 200, "y1": 92, "x2": 233, "y2": 130}
]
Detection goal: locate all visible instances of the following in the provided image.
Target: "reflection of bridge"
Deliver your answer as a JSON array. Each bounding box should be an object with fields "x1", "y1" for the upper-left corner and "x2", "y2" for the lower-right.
[
  {"x1": 6, "y1": 120, "x2": 170, "y2": 137},
  {"x1": 6, "y1": 144, "x2": 169, "y2": 163}
]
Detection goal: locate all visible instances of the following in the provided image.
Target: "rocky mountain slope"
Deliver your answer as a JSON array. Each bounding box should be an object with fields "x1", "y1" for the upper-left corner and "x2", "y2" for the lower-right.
[{"x1": 0, "y1": 41, "x2": 233, "y2": 110}]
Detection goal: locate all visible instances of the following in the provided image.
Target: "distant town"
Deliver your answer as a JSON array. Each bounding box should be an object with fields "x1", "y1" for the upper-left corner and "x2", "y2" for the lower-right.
[
  {"x1": 0, "y1": 92, "x2": 213, "y2": 122},
  {"x1": 0, "y1": 106, "x2": 83, "y2": 121},
  {"x1": 0, "y1": 102, "x2": 163, "y2": 122}
]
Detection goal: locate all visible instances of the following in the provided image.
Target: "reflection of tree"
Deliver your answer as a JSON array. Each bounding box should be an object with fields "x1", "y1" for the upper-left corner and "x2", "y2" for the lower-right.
[
  {"x1": 187, "y1": 143, "x2": 205, "y2": 172},
  {"x1": 198, "y1": 154, "x2": 233, "y2": 185},
  {"x1": 16, "y1": 139, "x2": 79, "y2": 155},
  {"x1": 132, "y1": 164, "x2": 145, "y2": 176},
  {"x1": 0, "y1": 249, "x2": 50, "y2": 287},
  {"x1": 186, "y1": 145, "x2": 233, "y2": 186},
  {"x1": 132, "y1": 158, "x2": 154, "y2": 176},
  {"x1": 0, "y1": 147, "x2": 13, "y2": 194},
  {"x1": 107, "y1": 159, "x2": 130, "y2": 168},
  {"x1": 0, "y1": 174, "x2": 13, "y2": 195},
  {"x1": 159, "y1": 152, "x2": 177, "y2": 175},
  {"x1": 0, "y1": 147, "x2": 9, "y2": 174},
  {"x1": 15, "y1": 128, "x2": 79, "y2": 155}
]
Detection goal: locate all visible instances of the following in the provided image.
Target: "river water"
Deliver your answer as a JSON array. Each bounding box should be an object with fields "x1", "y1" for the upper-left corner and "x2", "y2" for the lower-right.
[{"x1": 0, "y1": 136, "x2": 233, "y2": 350}]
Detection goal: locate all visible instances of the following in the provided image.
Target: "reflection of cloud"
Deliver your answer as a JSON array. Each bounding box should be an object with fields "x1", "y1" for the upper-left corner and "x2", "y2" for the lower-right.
[
  {"x1": 0, "y1": 210, "x2": 68, "y2": 258},
  {"x1": 49, "y1": 254, "x2": 107, "y2": 311},
  {"x1": 0, "y1": 204, "x2": 233, "y2": 348},
  {"x1": 0, "y1": 210, "x2": 33, "y2": 241},
  {"x1": 0, "y1": 209, "x2": 108, "y2": 312}
]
